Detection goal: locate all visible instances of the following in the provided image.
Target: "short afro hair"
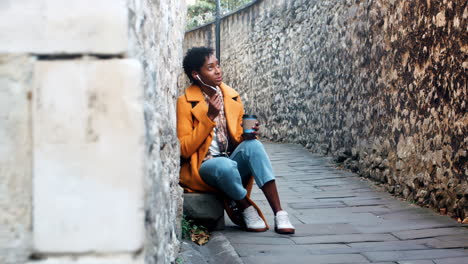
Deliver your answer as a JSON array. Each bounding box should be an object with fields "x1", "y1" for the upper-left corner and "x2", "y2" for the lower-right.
[{"x1": 183, "y1": 47, "x2": 214, "y2": 83}]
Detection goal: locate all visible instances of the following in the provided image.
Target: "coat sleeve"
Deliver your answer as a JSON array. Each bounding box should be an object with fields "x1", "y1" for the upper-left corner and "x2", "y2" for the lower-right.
[{"x1": 177, "y1": 96, "x2": 216, "y2": 158}]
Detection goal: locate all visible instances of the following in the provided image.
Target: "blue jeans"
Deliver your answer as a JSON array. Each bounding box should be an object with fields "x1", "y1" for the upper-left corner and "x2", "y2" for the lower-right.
[{"x1": 199, "y1": 139, "x2": 275, "y2": 200}]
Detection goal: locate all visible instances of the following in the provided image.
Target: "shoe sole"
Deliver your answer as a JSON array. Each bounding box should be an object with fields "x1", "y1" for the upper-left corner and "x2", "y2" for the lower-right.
[
  {"x1": 275, "y1": 228, "x2": 295, "y2": 234},
  {"x1": 246, "y1": 227, "x2": 268, "y2": 232}
]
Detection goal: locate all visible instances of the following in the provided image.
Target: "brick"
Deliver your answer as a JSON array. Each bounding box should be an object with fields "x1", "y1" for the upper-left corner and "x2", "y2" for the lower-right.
[
  {"x1": 0, "y1": 0, "x2": 127, "y2": 54},
  {"x1": 32, "y1": 59, "x2": 144, "y2": 253}
]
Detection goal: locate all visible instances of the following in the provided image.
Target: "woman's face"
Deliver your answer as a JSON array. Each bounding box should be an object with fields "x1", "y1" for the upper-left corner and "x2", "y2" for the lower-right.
[{"x1": 194, "y1": 54, "x2": 223, "y2": 87}]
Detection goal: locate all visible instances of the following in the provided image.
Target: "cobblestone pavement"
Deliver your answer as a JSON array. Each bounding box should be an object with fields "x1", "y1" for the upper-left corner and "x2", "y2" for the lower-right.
[{"x1": 222, "y1": 142, "x2": 468, "y2": 264}]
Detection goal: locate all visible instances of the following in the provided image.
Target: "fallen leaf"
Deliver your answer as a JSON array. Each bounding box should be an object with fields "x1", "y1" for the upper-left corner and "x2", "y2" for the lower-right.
[
  {"x1": 191, "y1": 232, "x2": 210, "y2": 245},
  {"x1": 196, "y1": 236, "x2": 209, "y2": 245}
]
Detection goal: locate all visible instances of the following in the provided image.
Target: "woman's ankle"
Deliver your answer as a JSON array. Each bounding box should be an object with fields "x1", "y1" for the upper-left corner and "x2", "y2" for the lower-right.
[{"x1": 236, "y1": 198, "x2": 251, "y2": 211}]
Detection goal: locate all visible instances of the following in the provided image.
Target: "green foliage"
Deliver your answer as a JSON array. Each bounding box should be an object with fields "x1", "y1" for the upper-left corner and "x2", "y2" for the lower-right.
[
  {"x1": 186, "y1": 1, "x2": 216, "y2": 30},
  {"x1": 181, "y1": 215, "x2": 195, "y2": 239},
  {"x1": 186, "y1": 0, "x2": 255, "y2": 30},
  {"x1": 221, "y1": 0, "x2": 253, "y2": 13},
  {"x1": 175, "y1": 257, "x2": 184, "y2": 264},
  {"x1": 181, "y1": 215, "x2": 210, "y2": 245}
]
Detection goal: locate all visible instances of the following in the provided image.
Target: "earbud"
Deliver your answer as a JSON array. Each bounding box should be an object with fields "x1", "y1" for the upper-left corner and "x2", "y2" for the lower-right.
[{"x1": 195, "y1": 74, "x2": 218, "y2": 92}]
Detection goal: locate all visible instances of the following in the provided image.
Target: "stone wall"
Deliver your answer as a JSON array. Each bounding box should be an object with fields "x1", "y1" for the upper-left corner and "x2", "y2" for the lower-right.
[
  {"x1": 128, "y1": 0, "x2": 186, "y2": 263},
  {"x1": 0, "y1": 0, "x2": 185, "y2": 263},
  {"x1": 184, "y1": 0, "x2": 468, "y2": 220}
]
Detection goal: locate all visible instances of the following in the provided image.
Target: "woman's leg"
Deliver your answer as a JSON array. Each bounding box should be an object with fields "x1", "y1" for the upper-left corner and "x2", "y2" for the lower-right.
[
  {"x1": 199, "y1": 157, "x2": 247, "y2": 201},
  {"x1": 199, "y1": 156, "x2": 266, "y2": 231},
  {"x1": 260, "y1": 180, "x2": 282, "y2": 214},
  {"x1": 199, "y1": 157, "x2": 250, "y2": 209},
  {"x1": 230, "y1": 140, "x2": 295, "y2": 234},
  {"x1": 230, "y1": 139, "x2": 283, "y2": 214}
]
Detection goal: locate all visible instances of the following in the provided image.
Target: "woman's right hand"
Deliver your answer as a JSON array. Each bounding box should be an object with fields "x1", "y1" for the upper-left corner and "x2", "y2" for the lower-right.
[{"x1": 207, "y1": 93, "x2": 222, "y2": 120}]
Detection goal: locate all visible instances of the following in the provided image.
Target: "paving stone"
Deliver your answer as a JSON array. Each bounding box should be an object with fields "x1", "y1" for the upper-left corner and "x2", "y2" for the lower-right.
[
  {"x1": 221, "y1": 142, "x2": 467, "y2": 264},
  {"x1": 0, "y1": 0, "x2": 127, "y2": 54},
  {"x1": 289, "y1": 186, "x2": 324, "y2": 193},
  {"x1": 241, "y1": 254, "x2": 370, "y2": 264},
  {"x1": 343, "y1": 199, "x2": 395, "y2": 207},
  {"x1": 289, "y1": 223, "x2": 361, "y2": 236},
  {"x1": 434, "y1": 256, "x2": 468, "y2": 264},
  {"x1": 225, "y1": 236, "x2": 295, "y2": 245},
  {"x1": 397, "y1": 261, "x2": 435, "y2": 264},
  {"x1": 292, "y1": 233, "x2": 398, "y2": 244},
  {"x1": 232, "y1": 244, "x2": 313, "y2": 257},
  {"x1": 25, "y1": 255, "x2": 143, "y2": 264},
  {"x1": 348, "y1": 240, "x2": 430, "y2": 251},
  {"x1": 432, "y1": 234, "x2": 468, "y2": 242},
  {"x1": 298, "y1": 205, "x2": 391, "y2": 215},
  {"x1": 288, "y1": 201, "x2": 346, "y2": 209},
  {"x1": 363, "y1": 249, "x2": 468, "y2": 262},
  {"x1": 223, "y1": 229, "x2": 288, "y2": 239},
  {"x1": 296, "y1": 212, "x2": 383, "y2": 225},
  {"x1": 426, "y1": 239, "x2": 468, "y2": 249},
  {"x1": 393, "y1": 227, "x2": 468, "y2": 240},
  {"x1": 314, "y1": 193, "x2": 386, "y2": 202},
  {"x1": 378, "y1": 211, "x2": 441, "y2": 221},
  {"x1": 354, "y1": 220, "x2": 459, "y2": 234}
]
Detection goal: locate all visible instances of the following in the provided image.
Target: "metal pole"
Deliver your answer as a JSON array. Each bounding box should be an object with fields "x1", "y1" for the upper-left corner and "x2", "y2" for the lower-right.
[{"x1": 215, "y1": 0, "x2": 221, "y2": 63}]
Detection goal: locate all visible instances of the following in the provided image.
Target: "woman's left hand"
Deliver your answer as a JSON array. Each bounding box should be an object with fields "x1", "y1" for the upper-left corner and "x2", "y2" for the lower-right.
[{"x1": 243, "y1": 122, "x2": 260, "y2": 140}]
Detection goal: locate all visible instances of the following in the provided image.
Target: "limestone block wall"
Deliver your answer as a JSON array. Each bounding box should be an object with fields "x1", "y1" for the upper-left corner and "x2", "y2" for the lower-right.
[
  {"x1": 0, "y1": 0, "x2": 127, "y2": 54},
  {"x1": 32, "y1": 60, "x2": 145, "y2": 254},
  {"x1": 184, "y1": 0, "x2": 468, "y2": 219},
  {"x1": 0, "y1": 55, "x2": 34, "y2": 264},
  {"x1": 0, "y1": 0, "x2": 185, "y2": 264}
]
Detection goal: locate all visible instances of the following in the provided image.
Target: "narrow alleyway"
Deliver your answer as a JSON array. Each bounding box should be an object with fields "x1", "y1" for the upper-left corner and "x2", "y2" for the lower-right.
[{"x1": 222, "y1": 142, "x2": 468, "y2": 264}]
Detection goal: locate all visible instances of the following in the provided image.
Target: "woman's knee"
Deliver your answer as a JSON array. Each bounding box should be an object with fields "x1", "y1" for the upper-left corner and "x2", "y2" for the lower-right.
[
  {"x1": 211, "y1": 157, "x2": 238, "y2": 179},
  {"x1": 241, "y1": 139, "x2": 264, "y2": 153}
]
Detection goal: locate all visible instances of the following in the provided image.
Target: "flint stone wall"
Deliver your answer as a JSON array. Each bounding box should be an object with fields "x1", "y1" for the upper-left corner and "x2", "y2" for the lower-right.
[
  {"x1": 184, "y1": 0, "x2": 468, "y2": 219},
  {"x1": 128, "y1": 0, "x2": 186, "y2": 263},
  {"x1": 0, "y1": 0, "x2": 185, "y2": 263}
]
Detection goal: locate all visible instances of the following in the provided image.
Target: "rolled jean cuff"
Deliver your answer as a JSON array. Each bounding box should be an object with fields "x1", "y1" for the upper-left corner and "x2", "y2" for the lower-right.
[
  {"x1": 256, "y1": 178, "x2": 275, "y2": 189},
  {"x1": 231, "y1": 188, "x2": 248, "y2": 201}
]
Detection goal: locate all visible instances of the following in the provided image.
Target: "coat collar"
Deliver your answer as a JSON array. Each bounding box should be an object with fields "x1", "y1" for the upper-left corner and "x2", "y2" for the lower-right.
[
  {"x1": 185, "y1": 82, "x2": 243, "y2": 141},
  {"x1": 185, "y1": 82, "x2": 239, "y2": 102}
]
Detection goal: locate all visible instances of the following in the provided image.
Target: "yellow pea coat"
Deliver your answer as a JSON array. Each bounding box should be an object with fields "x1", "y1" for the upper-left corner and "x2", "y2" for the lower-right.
[{"x1": 177, "y1": 83, "x2": 268, "y2": 228}]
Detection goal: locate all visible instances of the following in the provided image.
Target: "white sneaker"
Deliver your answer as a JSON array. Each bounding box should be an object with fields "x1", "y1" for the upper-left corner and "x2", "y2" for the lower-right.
[
  {"x1": 275, "y1": 210, "x2": 295, "y2": 234},
  {"x1": 242, "y1": 206, "x2": 267, "y2": 232}
]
